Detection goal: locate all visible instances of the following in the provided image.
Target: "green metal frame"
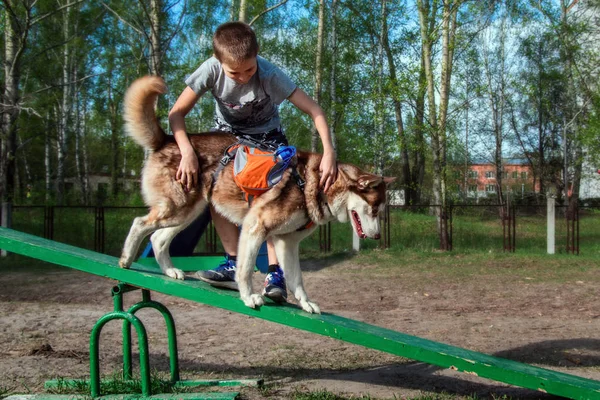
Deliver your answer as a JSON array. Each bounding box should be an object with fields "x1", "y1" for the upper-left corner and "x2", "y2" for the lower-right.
[
  {"x1": 2, "y1": 227, "x2": 600, "y2": 400},
  {"x1": 44, "y1": 282, "x2": 260, "y2": 399}
]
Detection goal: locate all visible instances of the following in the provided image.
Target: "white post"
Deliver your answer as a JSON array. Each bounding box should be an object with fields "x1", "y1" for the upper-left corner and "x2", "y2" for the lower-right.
[
  {"x1": 547, "y1": 196, "x2": 555, "y2": 254},
  {"x1": 1, "y1": 202, "x2": 12, "y2": 257},
  {"x1": 352, "y1": 230, "x2": 360, "y2": 252}
]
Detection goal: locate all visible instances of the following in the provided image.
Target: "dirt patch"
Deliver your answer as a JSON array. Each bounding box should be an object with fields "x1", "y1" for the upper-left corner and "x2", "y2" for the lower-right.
[{"x1": 1, "y1": 257, "x2": 599, "y2": 399}]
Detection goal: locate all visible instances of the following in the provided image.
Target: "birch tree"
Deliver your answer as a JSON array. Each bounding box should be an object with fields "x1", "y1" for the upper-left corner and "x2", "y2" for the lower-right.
[
  {"x1": 418, "y1": 0, "x2": 461, "y2": 250},
  {"x1": 480, "y1": 13, "x2": 509, "y2": 211},
  {"x1": 310, "y1": 0, "x2": 325, "y2": 152},
  {"x1": 328, "y1": 0, "x2": 338, "y2": 151},
  {"x1": 382, "y1": 1, "x2": 410, "y2": 201},
  {"x1": 1, "y1": 0, "x2": 83, "y2": 226}
]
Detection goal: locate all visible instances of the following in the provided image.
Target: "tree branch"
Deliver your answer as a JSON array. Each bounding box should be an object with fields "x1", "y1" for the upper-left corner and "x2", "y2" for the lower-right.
[
  {"x1": 249, "y1": 0, "x2": 289, "y2": 26},
  {"x1": 100, "y1": 1, "x2": 144, "y2": 35},
  {"x1": 30, "y1": 0, "x2": 85, "y2": 25}
]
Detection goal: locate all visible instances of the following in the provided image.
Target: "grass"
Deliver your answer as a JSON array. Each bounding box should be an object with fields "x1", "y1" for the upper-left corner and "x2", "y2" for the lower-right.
[
  {"x1": 291, "y1": 388, "x2": 490, "y2": 400},
  {"x1": 47, "y1": 371, "x2": 236, "y2": 397},
  {"x1": 0, "y1": 385, "x2": 12, "y2": 400},
  {"x1": 10, "y1": 205, "x2": 600, "y2": 258},
  {"x1": 342, "y1": 247, "x2": 600, "y2": 286}
]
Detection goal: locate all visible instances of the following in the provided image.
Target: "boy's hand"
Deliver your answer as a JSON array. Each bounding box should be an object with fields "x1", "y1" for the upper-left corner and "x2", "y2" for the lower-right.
[
  {"x1": 320, "y1": 150, "x2": 337, "y2": 192},
  {"x1": 176, "y1": 152, "x2": 199, "y2": 191}
]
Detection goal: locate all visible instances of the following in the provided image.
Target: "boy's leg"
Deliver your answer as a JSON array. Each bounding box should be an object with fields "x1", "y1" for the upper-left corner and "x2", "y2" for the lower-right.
[
  {"x1": 263, "y1": 238, "x2": 288, "y2": 302},
  {"x1": 196, "y1": 205, "x2": 240, "y2": 289},
  {"x1": 211, "y1": 205, "x2": 239, "y2": 256}
]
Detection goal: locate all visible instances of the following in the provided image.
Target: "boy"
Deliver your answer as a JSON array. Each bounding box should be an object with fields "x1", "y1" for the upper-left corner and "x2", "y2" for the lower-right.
[{"x1": 168, "y1": 21, "x2": 336, "y2": 302}]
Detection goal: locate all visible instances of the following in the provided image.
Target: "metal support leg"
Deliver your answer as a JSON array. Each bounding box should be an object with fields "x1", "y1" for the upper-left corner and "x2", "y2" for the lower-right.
[
  {"x1": 90, "y1": 284, "x2": 152, "y2": 397},
  {"x1": 123, "y1": 288, "x2": 180, "y2": 383}
]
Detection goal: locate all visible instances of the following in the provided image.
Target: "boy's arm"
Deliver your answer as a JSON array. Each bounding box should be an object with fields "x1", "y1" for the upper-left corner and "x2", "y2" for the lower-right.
[
  {"x1": 169, "y1": 86, "x2": 202, "y2": 190},
  {"x1": 287, "y1": 88, "x2": 337, "y2": 192}
]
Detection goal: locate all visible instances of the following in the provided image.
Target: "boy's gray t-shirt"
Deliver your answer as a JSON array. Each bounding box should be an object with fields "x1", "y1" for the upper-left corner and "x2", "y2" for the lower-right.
[{"x1": 185, "y1": 56, "x2": 297, "y2": 135}]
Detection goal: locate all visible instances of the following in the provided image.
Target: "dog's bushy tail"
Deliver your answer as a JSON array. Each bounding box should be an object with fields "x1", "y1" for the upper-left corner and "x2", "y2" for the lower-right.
[{"x1": 123, "y1": 76, "x2": 168, "y2": 152}]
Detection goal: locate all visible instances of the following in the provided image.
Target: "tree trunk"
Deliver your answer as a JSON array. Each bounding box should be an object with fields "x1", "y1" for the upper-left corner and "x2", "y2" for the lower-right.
[
  {"x1": 418, "y1": 0, "x2": 459, "y2": 250},
  {"x1": 310, "y1": 0, "x2": 325, "y2": 152},
  {"x1": 108, "y1": 74, "x2": 120, "y2": 200},
  {"x1": 482, "y1": 16, "x2": 507, "y2": 214},
  {"x1": 230, "y1": 0, "x2": 236, "y2": 21},
  {"x1": 329, "y1": 0, "x2": 338, "y2": 151},
  {"x1": 1, "y1": 0, "x2": 24, "y2": 226},
  {"x1": 45, "y1": 115, "x2": 52, "y2": 203},
  {"x1": 412, "y1": 52, "x2": 427, "y2": 205},
  {"x1": 373, "y1": 0, "x2": 387, "y2": 175},
  {"x1": 463, "y1": 77, "x2": 469, "y2": 201},
  {"x1": 239, "y1": 0, "x2": 247, "y2": 22},
  {"x1": 75, "y1": 87, "x2": 90, "y2": 204},
  {"x1": 16, "y1": 134, "x2": 32, "y2": 198},
  {"x1": 55, "y1": 5, "x2": 73, "y2": 205},
  {"x1": 382, "y1": 3, "x2": 409, "y2": 199},
  {"x1": 149, "y1": 0, "x2": 162, "y2": 76}
]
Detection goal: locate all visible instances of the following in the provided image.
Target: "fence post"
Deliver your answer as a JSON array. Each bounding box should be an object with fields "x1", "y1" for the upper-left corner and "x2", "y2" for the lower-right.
[
  {"x1": 1, "y1": 202, "x2": 12, "y2": 257},
  {"x1": 547, "y1": 196, "x2": 555, "y2": 255},
  {"x1": 352, "y1": 229, "x2": 360, "y2": 252}
]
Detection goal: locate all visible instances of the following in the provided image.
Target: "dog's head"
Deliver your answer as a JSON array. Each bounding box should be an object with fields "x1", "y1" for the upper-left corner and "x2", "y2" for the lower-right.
[{"x1": 329, "y1": 166, "x2": 396, "y2": 240}]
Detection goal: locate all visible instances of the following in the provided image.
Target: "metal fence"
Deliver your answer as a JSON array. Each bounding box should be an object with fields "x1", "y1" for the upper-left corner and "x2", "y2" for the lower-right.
[{"x1": 7, "y1": 203, "x2": 600, "y2": 257}]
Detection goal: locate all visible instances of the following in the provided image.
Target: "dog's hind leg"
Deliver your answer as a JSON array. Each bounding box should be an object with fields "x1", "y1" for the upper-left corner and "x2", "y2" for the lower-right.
[
  {"x1": 120, "y1": 214, "x2": 159, "y2": 269},
  {"x1": 236, "y1": 222, "x2": 266, "y2": 309},
  {"x1": 150, "y1": 227, "x2": 186, "y2": 280},
  {"x1": 272, "y1": 233, "x2": 320, "y2": 314},
  {"x1": 150, "y1": 201, "x2": 208, "y2": 280}
]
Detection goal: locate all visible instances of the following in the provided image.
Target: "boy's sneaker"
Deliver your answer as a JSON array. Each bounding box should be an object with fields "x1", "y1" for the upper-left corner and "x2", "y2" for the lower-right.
[
  {"x1": 196, "y1": 254, "x2": 238, "y2": 290},
  {"x1": 262, "y1": 266, "x2": 287, "y2": 303}
]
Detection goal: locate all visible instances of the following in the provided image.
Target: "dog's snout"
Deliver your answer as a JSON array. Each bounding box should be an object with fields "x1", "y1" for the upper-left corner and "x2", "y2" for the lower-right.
[{"x1": 373, "y1": 233, "x2": 381, "y2": 240}]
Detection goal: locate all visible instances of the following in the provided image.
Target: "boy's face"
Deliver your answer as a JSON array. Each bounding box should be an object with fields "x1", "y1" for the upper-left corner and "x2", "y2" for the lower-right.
[{"x1": 221, "y1": 57, "x2": 257, "y2": 85}]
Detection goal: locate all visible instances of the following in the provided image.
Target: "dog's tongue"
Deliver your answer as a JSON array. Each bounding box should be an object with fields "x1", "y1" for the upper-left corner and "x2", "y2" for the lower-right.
[{"x1": 351, "y1": 211, "x2": 367, "y2": 238}]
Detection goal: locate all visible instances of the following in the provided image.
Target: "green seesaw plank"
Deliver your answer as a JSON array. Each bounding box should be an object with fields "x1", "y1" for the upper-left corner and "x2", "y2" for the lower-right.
[
  {"x1": 137, "y1": 256, "x2": 224, "y2": 272},
  {"x1": 2, "y1": 227, "x2": 600, "y2": 400},
  {"x1": 4, "y1": 393, "x2": 238, "y2": 400}
]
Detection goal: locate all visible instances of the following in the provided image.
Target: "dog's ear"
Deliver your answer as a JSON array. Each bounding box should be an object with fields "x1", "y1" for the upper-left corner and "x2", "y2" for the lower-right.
[
  {"x1": 383, "y1": 176, "x2": 396, "y2": 185},
  {"x1": 336, "y1": 166, "x2": 349, "y2": 182},
  {"x1": 357, "y1": 174, "x2": 383, "y2": 190}
]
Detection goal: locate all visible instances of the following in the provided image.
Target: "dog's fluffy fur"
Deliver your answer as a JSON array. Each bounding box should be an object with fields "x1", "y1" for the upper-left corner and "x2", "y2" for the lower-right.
[{"x1": 120, "y1": 76, "x2": 395, "y2": 313}]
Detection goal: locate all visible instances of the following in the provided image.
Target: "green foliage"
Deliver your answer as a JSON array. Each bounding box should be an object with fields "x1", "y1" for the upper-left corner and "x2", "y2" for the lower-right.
[
  {"x1": 5, "y1": 0, "x2": 600, "y2": 209},
  {"x1": 0, "y1": 384, "x2": 13, "y2": 400}
]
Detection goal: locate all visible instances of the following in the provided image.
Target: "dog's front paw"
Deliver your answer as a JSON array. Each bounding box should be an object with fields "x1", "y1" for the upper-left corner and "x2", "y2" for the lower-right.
[
  {"x1": 300, "y1": 300, "x2": 321, "y2": 314},
  {"x1": 165, "y1": 268, "x2": 185, "y2": 280},
  {"x1": 242, "y1": 294, "x2": 265, "y2": 309},
  {"x1": 119, "y1": 257, "x2": 131, "y2": 269}
]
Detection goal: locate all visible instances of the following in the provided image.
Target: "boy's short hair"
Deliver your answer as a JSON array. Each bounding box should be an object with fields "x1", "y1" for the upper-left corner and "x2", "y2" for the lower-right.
[{"x1": 213, "y1": 22, "x2": 259, "y2": 65}]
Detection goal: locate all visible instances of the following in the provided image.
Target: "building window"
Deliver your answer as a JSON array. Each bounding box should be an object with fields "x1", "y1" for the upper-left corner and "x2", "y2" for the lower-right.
[
  {"x1": 512, "y1": 171, "x2": 518, "y2": 179},
  {"x1": 521, "y1": 171, "x2": 527, "y2": 179},
  {"x1": 486, "y1": 184, "x2": 496, "y2": 192},
  {"x1": 468, "y1": 170, "x2": 478, "y2": 178},
  {"x1": 504, "y1": 172, "x2": 510, "y2": 179},
  {"x1": 468, "y1": 185, "x2": 478, "y2": 192},
  {"x1": 485, "y1": 171, "x2": 495, "y2": 179}
]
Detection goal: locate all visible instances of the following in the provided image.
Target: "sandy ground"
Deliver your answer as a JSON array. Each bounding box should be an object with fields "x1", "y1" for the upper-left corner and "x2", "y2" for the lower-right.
[{"x1": 1, "y1": 255, "x2": 599, "y2": 399}]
